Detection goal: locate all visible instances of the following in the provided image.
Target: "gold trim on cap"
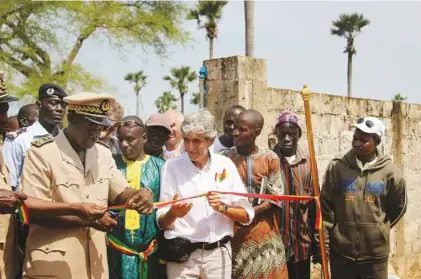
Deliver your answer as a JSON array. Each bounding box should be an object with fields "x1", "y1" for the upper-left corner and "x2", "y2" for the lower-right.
[{"x1": 68, "y1": 103, "x2": 109, "y2": 117}]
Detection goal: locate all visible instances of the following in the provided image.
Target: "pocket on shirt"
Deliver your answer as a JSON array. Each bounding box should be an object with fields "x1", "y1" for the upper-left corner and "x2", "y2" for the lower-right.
[
  {"x1": 25, "y1": 242, "x2": 67, "y2": 278},
  {"x1": 55, "y1": 174, "x2": 81, "y2": 189},
  {"x1": 92, "y1": 171, "x2": 111, "y2": 203},
  {"x1": 54, "y1": 174, "x2": 84, "y2": 203}
]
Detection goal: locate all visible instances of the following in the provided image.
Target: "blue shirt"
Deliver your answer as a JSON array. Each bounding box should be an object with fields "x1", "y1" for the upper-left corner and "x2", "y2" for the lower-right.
[{"x1": 4, "y1": 121, "x2": 52, "y2": 189}]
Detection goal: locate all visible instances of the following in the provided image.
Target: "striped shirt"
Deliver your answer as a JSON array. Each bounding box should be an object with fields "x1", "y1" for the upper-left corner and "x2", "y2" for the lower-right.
[{"x1": 273, "y1": 145, "x2": 319, "y2": 263}]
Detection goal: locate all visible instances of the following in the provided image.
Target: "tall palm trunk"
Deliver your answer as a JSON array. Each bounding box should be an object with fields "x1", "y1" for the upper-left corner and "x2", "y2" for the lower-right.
[
  {"x1": 347, "y1": 51, "x2": 352, "y2": 97},
  {"x1": 136, "y1": 92, "x2": 140, "y2": 116},
  {"x1": 209, "y1": 38, "x2": 214, "y2": 59},
  {"x1": 181, "y1": 93, "x2": 185, "y2": 114},
  {"x1": 244, "y1": 0, "x2": 254, "y2": 57}
]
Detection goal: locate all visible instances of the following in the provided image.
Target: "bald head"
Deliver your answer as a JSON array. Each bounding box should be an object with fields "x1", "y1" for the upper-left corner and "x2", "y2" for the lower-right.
[
  {"x1": 164, "y1": 110, "x2": 184, "y2": 124},
  {"x1": 222, "y1": 105, "x2": 246, "y2": 138},
  {"x1": 18, "y1": 104, "x2": 39, "y2": 128},
  {"x1": 7, "y1": 116, "x2": 19, "y2": 131},
  {"x1": 233, "y1": 109, "x2": 264, "y2": 151},
  {"x1": 239, "y1": 109, "x2": 264, "y2": 130},
  {"x1": 224, "y1": 105, "x2": 245, "y2": 118},
  {"x1": 122, "y1": 115, "x2": 143, "y2": 123},
  {"x1": 164, "y1": 110, "x2": 184, "y2": 146}
]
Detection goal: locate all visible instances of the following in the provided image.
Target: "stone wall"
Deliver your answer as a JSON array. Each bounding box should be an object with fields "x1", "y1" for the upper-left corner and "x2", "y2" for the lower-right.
[{"x1": 204, "y1": 56, "x2": 421, "y2": 278}]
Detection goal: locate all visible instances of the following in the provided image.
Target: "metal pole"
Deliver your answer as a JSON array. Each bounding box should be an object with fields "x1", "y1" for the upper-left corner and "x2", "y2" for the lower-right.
[{"x1": 300, "y1": 84, "x2": 330, "y2": 279}]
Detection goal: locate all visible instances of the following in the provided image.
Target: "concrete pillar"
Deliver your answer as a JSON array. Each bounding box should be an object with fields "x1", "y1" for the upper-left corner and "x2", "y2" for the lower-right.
[{"x1": 203, "y1": 56, "x2": 268, "y2": 147}]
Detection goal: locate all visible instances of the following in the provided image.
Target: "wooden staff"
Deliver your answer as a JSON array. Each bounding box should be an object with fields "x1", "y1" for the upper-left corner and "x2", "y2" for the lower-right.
[{"x1": 301, "y1": 85, "x2": 330, "y2": 279}]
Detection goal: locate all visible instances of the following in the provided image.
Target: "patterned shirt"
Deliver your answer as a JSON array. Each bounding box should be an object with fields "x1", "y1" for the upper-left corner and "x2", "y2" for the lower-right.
[
  {"x1": 222, "y1": 146, "x2": 287, "y2": 279},
  {"x1": 108, "y1": 154, "x2": 164, "y2": 279},
  {"x1": 273, "y1": 145, "x2": 319, "y2": 263}
]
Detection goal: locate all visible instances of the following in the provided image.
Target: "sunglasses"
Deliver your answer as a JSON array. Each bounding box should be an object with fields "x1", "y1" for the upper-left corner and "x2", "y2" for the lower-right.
[
  {"x1": 114, "y1": 120, "x2": 144, "y2": 128},
  {"x1": 357, "y1": 118, "x2": 374, "y2": 128}
]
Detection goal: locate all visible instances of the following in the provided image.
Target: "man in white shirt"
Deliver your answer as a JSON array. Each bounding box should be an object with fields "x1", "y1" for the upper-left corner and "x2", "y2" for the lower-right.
[
  {"x1": 157, "y1": 109, "x2": 254, "y2": 279},
  {"x1": 4, "y1": 83, "x2": 67, "y2": 190},
  {"x1": 163, "y1": 110, "x2": 185, "y2": 160}
]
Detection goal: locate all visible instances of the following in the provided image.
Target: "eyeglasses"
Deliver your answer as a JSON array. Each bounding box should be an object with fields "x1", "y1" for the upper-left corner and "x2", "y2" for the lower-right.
[
  {"x1": 114, "y1": 120, "x2": 144, "y2": 128},
  {"x1": 357, "y1": 118, "x2": 374, "y2": 128}
]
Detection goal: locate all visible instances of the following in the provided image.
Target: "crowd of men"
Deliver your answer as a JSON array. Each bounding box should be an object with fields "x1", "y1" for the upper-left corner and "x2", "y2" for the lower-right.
[{"x1": 0, "y1": 70, "x2": 408, "y2": 279}]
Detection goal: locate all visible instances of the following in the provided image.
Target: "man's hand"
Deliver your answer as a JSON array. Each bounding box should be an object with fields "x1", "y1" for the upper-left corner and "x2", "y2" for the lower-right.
[
  {"x1": 169, "y1": 194, "x2": 192, "y2": 218},
  {"x1": 76, "y1": 203, "x2": 107, "y2": 220},
  {"x1": 0, "y1": 190, "x2": 27, "y2": 214},
  {"x1": 90, "y1": 212, "x2": 117, "y2": 232},
  {"x1": 128, "y1": 188, "x2": 154, "y2": 215},
  {"x1": 207, "y1": 192, "x2": 224, "y2": 213}
]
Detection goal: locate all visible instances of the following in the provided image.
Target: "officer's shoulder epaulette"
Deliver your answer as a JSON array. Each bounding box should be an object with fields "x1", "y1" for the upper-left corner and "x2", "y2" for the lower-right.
[
  {"x1": 31, "y1": 135, "x2": 54, "y2": 147},
  {"x1": 97, "y1": 140, "x2": 110, "y2": 149}
]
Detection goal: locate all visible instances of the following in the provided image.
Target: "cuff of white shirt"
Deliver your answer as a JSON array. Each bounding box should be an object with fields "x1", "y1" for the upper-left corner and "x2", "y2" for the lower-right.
[{"x1": 156, "y1": 207, "x2": 170, "y2": 230}]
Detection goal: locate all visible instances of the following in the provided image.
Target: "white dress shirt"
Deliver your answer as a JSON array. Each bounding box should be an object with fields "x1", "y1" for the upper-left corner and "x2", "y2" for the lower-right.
[
  {"x1": 4, "y1": 121, "x2": 51, "y2": 189},
  {"x1": 157, "y1": 152, "x2": 254, "y2": 243},
  {"x1": 209, "y1": 136, "x2": 230, "y2": 154},
  {"x1": 163, "y1": 142, "x2": 185, "y2": 161}
]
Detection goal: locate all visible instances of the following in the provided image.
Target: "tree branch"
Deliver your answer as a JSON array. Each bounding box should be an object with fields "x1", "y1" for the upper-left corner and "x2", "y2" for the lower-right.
[
  {"x1": 0, "y1": 46, "x2": 40, "y2": 78},
  {"x1": 4, "y1": 20, "x2": 52, "y2": 75},
  {"x1": 2, "y1": 40, "x2": 43, "y2": 70},
  {"x1": 62, "y1": 26, "x2": 96, "y2": 70}
]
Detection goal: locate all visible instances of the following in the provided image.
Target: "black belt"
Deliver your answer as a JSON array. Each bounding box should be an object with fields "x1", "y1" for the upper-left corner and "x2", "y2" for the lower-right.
[{"x1": 191, "y1": 236, "x2": 231, "y2": 251}]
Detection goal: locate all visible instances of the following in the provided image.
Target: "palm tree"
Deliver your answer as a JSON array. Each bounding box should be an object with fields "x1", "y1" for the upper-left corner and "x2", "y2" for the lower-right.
[
  {"x1": 392, "y1": 93, "x2": 407, "y2": 102},
  {"x1": 163, "y1": 66, "x2": 197, "y2": 113},
  {"x1": 155, "y1": 91, "x2": 177, "y2": 113},
  {"x1": 244, "y1": 0, "x2": 254, "y2": 57},
  {"x1": 331, "y1": 13, "x2": 370, "y2": 97},
  {"x1": 187, "y1": 0, "x2": 228, "y2": 59},
  {"x1": 191, "y1": 92, "x2": 200, "y2": 106},
  {"x1": 124, "y1": 71, "x2": 147, "y2": 116}
]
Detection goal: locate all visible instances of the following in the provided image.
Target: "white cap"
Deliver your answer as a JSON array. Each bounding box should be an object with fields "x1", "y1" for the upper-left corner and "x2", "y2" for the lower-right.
[{"x1": 351, "y1": 117, "x2": 386, "y2": 138}]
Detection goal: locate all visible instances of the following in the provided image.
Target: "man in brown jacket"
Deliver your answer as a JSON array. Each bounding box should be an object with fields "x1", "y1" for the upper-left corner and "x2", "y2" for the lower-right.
[{"x1": 321, "y1": 117, "x2": 407, "y2": 279}]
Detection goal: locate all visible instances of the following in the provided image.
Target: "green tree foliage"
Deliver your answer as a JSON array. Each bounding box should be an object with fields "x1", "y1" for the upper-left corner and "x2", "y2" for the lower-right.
[
  {"x1": 155, "y1": 91, "x2": 177, "y2": 113},
  {"x1": 392, "y1": 93, "x2": 407, "y2": 102},
  {"x1": 163, "y1": 66, "x2": 197, "y2": 113},
  {"x1": 0, "y1": 1, "x2": 188, "y2": 96},
  {"x1": 187, "y1": 0, "x2": 228, "y2": 59},
  {"x1": 190, "y1": 92, "x2": 200, "y2": 105},
  {"x1": 124, "y1": 71, "x2": 147, "y2": 116},
  {"x1": 331, "y1": 13, "x2": 370, "y2": 97}
]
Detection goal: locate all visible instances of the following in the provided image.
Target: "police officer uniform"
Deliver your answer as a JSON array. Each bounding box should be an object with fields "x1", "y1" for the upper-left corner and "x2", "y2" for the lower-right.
[
  {"x1": 0, "y1": 70, "x2": 20, "y2": 279},
  {"x1": 3, "y1": 83, "x2": 67, "y2": 190},
  {"x1": 21, "y1": 93, "x2": 130, "y2": 279}
]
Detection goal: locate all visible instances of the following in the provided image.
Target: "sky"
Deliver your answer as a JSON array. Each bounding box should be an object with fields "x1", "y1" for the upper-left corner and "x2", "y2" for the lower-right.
[{"x1": 71, "y1": 1, "x2": 421, "y2": 119}]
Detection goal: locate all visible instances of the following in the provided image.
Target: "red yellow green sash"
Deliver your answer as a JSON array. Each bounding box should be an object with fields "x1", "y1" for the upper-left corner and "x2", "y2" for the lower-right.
[
  {"x1": 18, "y1": 203, "x2": 29, "y2": 226},
  {"x1": 106, "y1": 233, "x2": 158, "y2": 279}
]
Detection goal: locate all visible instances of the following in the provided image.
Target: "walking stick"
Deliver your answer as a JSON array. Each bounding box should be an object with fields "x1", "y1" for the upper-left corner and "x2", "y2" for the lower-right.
[{"x1": 301, "y1": 85, "x2": 330, "y2": 279}]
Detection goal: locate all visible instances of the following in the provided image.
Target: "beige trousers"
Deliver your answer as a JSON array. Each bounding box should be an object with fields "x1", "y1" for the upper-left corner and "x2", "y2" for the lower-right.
[{"x1": 167, "y1": 242, "x2": 232, "y2": 279}]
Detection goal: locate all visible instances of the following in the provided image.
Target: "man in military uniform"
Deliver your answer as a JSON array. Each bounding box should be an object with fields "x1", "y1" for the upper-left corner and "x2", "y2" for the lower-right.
[
  {"x1": 0, "y1": 73, "x2": 107, "y2": 278},
  {"x1": 4, "y1": 83, "x2": 67, "y2": 190},
  {"x1": 0, "y1": 69, "x2": 24, "y2": 279},
  {"x1": 20, "y1": 92, "x2": 154, "y2": 279}
]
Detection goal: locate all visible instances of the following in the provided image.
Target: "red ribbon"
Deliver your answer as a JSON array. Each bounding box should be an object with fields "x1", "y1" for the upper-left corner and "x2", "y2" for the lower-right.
[{"x1": 108, "y1": 191, "x2": 322, "y2": 230}]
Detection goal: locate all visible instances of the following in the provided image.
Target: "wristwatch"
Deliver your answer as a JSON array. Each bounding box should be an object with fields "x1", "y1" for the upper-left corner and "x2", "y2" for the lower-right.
[{"x1": 219, "y1": 203, "x2": 229, "y2": 214}]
